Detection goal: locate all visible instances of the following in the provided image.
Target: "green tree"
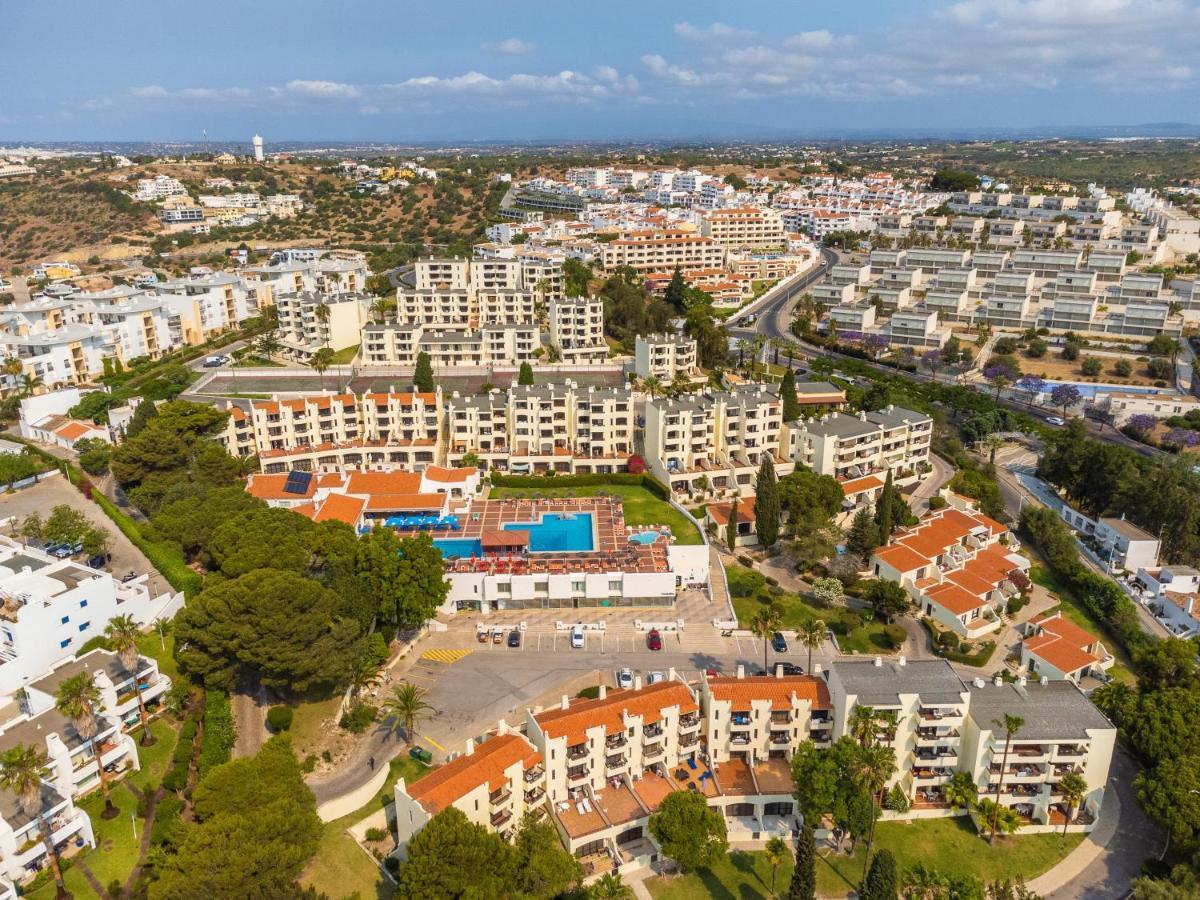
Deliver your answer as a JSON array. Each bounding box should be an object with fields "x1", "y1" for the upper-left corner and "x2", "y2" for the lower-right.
[
  {"x1": 778, "y1": 469, "x2": 845, "y2": 532},
  {"x1": 1136, "y1": 753, "x2": 1200, "y2": 845},
  {"x1": 55, "y1": 672, "x2": 116, "y2": 816},
  {"x1": 1057, "y1": 771, "x2": 1088, "y2": 835},
  {"x1": 393, "y1": 532, "x2": 450, "y2": 628},
  {"x1": 175, "y1": 569, "x2": 363, "y2": 693},
  {"x1": 854, "y1": 743, "x2": 896, "y2": 863},
  {"x1": 75, "y1": 437, "x2": 112, "y2": 475},
  {"x1": 0, "y1": 744, "x2": 67, "y2": 897},
  {"x1": 780, "y1": 367, "x2": 802, "y2": 422},
  {"x1": 848, "y1": 507, "x2": 881, "y2": 559},
  {"x1": 105, "y1": 614, "x2": 154, "y2": 745},
  {"x1": 978, "y1": 799, "x2": 1021, "y2": 838},
  {"x1": 381, "y1": 681, "x2": 434, "y2": 747},
  {"x1": 989, "y1": 715, "x2": 1025, "y2": 843},
  {"x1": 311, "y1": 346, "x2": 334, "y2": 391},
  {"x1": 124, "y1": 397, "x2": 158, "y2": 439},
  {"x1": 151, "y1": 736, "x2": 321, "y2": 899},
  {"x1": 517, "y1": 361, "x2": 535, "y2": 386},
  {"x1": 944, "y1": 771, "x2": 979, "y2": 812},
  {"x1": 726, "y1": 498, "x2": 739, "y2": 550},
  {"x1": 589, "y1": 872, "x2": 635, "y2": 899},
  {"x1": 414, "y1": 351, "x2": 435, "y2": 392},
  {"x1": 755, "y1": 456, "x2": 781, "y2": 548},
  {"x1": 766, "y1": 835, "x2": 790, "y2": 898},
  {"x1": 514, "y1": 812, "x2": 583, "y2": 897},
  {"x1": 786, "y1": 821, "x2": 817, "y2": 900},
  {"x1": 875, "y1": 470, "x2": 898, "y2": 542},
  {"x1": 860, "y1": 849, "x2": 899, "y2": 900},
  {"x1": 664, "y1": 265, "x2": 687, "y2": 313},
  {"x1": 862, "y1": 580, "x2": 910, "y2": 622},
  {"x1": 647, "y1": 789, "x2": 728, "y2": 873},
  {"x1": 394, "y1": 807, "x2": 516, "y2": 899},
  {"x1": 752, "y1": 603, "x2": 784, "y2": 673},
  {"x1": 800, "y1": 619, "x2": 826, "y2": 674}
]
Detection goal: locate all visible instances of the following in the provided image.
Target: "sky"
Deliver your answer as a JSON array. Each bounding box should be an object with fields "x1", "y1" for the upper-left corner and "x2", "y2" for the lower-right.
[{"x1": 2, "y1": 0, "x2": 1199, "y2": 142}]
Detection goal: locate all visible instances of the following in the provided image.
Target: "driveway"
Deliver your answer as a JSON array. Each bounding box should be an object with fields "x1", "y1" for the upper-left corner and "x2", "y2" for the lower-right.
[{"x1": 909, "y1": 453, "x2": 957, "y2": 514}]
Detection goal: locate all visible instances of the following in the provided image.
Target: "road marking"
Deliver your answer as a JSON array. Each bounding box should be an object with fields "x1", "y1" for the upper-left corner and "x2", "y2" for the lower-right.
[
  {"x1": 420, "y1": 733, "x2": 447, "y2": 752},
  {"x1": 419, "y1": 648, "x2": 473, "y2": 665}
]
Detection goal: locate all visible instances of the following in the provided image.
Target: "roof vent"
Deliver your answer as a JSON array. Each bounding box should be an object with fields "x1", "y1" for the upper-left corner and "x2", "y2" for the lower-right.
[
  {"x1": 873, "y1": 656, "x2": 883, "y2": 667},
  {"x1": 993, "y1": 675, "x2": 1003, "y2": 686},
  {"x1": 1018, "y1": 676, "x2": 1027, "y2": 687},
  {"x1": 1039, "y1": 676, "x2": 1048, "y2": 686},
  {"x1": 974, "y1": 677, "x2": 986, "y2": 688},
  {"x1": 898, "y1": 655, "x2": 907, "y2": 667}
]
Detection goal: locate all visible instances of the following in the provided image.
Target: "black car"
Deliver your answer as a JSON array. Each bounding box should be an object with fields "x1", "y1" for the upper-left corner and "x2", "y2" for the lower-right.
[
  {"x1": 507, "y1": 630, "x2": 521, "y2": 648},
  {"x1": 777, "y1": 662, "x2": 805, "y2": 676},
  {"x1": 771, "y1": 632, "x2": 789, "y2": 653}
]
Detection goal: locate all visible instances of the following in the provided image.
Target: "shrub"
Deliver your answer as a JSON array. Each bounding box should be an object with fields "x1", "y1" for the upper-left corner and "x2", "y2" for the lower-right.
[
  {"x1": 576, "y1": 686, "x2": 601, "y2": 700},
  {"x1": 1080, "y1": 357, "x2": 1102, "y2": 376},
  {"x1": 927, "y1": 496, "x2": 947, "y2": 510},
  {"x1": 737, "y1": 555, "x2": 756, "y2": 568},
  {"x1": 108, "y1": 879, "x2": 123, "y2": 898},
  {"x1": 340, "y1": 701, "x2": 377, "y2": 733},
  {"x1": 150, "y1": 795, "x2": 184, "y2": 847},
  {"x1": 162, "y1": 762, "x2": 188, "y2": 793},
  {"x1": 266, "y1": 706, "x2": 294, "y2": 732},
  {"x1": 301, "y1": 754, "x2": 319, "y2": 773},
  {"x1": 322, "y1": 749, "x2": 333, "y2": 763},
  {"x1": 882, "y1": 624, "x2": 906, "y2": 649},
  {"x1": 365, "y1": 827, "x2": 388, "y2": 842},
  {"x1": 384, "y1": 856, "x2": 401, "y2": 874},
  {"x1": 1006, "y1": 596, "x2": 1028, "y2": 616},
  {"x1": 938, "y1": 630, "x2": 960, "y2": 651},
  {"x1": 840, "y1": 611, "x2": 864, "y2": 632},
  {"x1": 198, "y1": 690, "x2": 235, "y2": 776}
]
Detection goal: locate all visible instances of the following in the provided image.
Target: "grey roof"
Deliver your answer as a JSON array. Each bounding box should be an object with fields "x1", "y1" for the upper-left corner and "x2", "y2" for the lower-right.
[
  {"x1": 1099, "y1": 517, "x2": 1157, "y2": 542},
  {"x1": 795, "y1": 381, "x2": 843, "y2": 396},
  {"x1": 801, "y1": 412, "x2": 879, "y2": 440},
  {"x1": 0, "y1": 708, "x2": 99, "y2": 755},
  {"x1": 0, "y1": 553, "x2": 49, "y2": 574},
  {"x1": 28, "y1": 650, "x2": 147, "y2": 697},
  {"x1": 830, "y1": 659, "x2": 966, "y2": 706},
  {"x1": 965, "y1": 681, "x2": 1114, "y2": 741},
  {"x1": 864, "y1": 405, "x2": 931, "y2": 429},
  {"x1": 0, "y1": 781, "x2": 65, "y2": 831}
]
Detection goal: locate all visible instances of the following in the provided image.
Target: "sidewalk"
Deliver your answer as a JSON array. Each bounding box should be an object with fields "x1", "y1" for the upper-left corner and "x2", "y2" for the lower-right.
[{"x1": 1027, "y1": 777, "x2": 1121, "y2": 896}]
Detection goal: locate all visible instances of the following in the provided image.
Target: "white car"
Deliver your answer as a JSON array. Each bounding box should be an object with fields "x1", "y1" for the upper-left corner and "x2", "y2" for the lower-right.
[
  {"x1": 1045, "y1": 416, "x2": 1066, "y2": 426},
  {"x1": 570, "y1": 627, "x2": 585, "y2": 649},
  {"x1": 616, "y1": 667, "x2": 634, "y2": 689},
  {"x1": 646, "y1": 671, "x2": 666, "y2": 685}
]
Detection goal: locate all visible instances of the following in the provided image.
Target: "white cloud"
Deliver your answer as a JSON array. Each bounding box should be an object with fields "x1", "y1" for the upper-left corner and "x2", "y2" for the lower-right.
[
  {"x1": 285, "y1": 79, "x2": 360, "y2": 99},
  {"x1": 674, "y1": 21, "x2": 754, "y2": 42},
  {"x1": 484, "y1": 37, "x2": 535, "y2": 55},
  {"x1": 130, "y1": 85, "x2": 168, "y2": 98}
]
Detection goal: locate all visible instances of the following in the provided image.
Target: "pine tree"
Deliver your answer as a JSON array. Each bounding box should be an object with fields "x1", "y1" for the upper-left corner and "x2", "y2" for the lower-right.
[
  {"x1": 875, "y1": 470, "x2": 896, "y2": 543},
  {"x1": 786, "y1": 821, "x2": 817, "y2": 900},
  {"x1": 664, "y1": 265, "x2": 687, "y2": 313},
  {"x1": 847, "y1": 507, "x2": 880, "y2": 559},
  {"x1": 754, "y1": 456, "x2": 780, "y2": 548},
  {"x1": 780, "y1": 368, "x2": 801, "y2": 422},
  {"x1": 414, "y1": 352, "x2": 434, "y2": 392},
  {"x1": 726, "y1": 499, "x2": 739, "y2": 551},
  {"x1": 518, "y1": 361, "x2": 535, "y2": 386},
  {"x1": 860, "y1": 849, "x2": 898, "y2": 900}
]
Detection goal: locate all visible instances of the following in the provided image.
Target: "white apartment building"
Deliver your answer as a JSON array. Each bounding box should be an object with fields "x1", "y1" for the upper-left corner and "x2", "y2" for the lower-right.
[
  {"x1": 548, "y1": 297, "x2": 607, "y2": 364},
  {"x1": 870, "y1": 309, "x2": 950, "y2": 350},
  {"x1": 634, "y1": 334, "x2": 698, "y2": 381},
  {"x1": 153, "y1": 273, "x2": 255, "y2": 344},
  {"x1": 699, "y1": 207, "x2": 786, "y2": 249},
  {"x1": 701, "y1": 672, "x2": 833, "y2": 764},
  {"x1": 360, "y1": 322, "x2": 539, "y2": 368},
  {"x1": 134, "y1": 175, "x2": 186, "y2": 201},
  {"x1": 217, "y1": 390, "x2": 444, "y2": 473},
  {"x1": 644, "y1": 384, "x2": 787, "y2": 497},
  {"x1": 599, "y1": 231, "x2": 727, "y2": 274},
  {"x1": 274, "y1": 291, "x2": 369, "y2": 360},
  {"x1": 1091, "y1": 390, "x2": 1200, "y2": 428},
  {"x1": 787, "y1": 406, "x2": 932, "y2": 483},
  {"x1": 0, "y1": 777, "x2": 94, "y2": 888}
]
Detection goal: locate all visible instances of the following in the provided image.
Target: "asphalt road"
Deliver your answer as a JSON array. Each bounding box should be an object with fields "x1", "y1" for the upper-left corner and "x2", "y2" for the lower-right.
[{"x1": 728, "y1": 247, "x2": 840, "y2": 340}]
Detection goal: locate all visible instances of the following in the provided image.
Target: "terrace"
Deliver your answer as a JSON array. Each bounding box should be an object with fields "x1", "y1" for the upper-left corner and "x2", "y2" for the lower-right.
[
  {"x1": 594, "y1": 782, "x2": 648, "y2": 827},
  {"x1": 554, "y1": 793, "x2": 608, "y2": 840},
  {"x1": 753, "y1": 757, "x2": 795, "y2": 795},
  {"x1": 718, "y1": 757, "x2": 759, "y2": 797},
  {"x1": 667, "y1": 757, "x2": 721, "y2": 798}
]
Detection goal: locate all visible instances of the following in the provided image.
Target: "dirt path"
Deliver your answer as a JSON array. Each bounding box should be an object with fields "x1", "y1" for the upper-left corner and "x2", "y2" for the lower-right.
[{"x1": 231, "y1": 672, "x2": 269, "y2": 759}]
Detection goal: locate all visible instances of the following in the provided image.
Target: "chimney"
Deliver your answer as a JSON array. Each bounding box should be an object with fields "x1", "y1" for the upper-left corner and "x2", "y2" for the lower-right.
[
  {"x1": 775, "y1": 664, "x2": 784, "y2": 678},
  {"x1": 633, "y1": 676, "x2": 643, "y2": 691},
  {"x1": 873, "y1": 656, "x2": 883, "y2": 667},
  {"x1": 598, "y1": 685, "x2": 607, "y2": 700},
  {"x1": 496, "y1": 719, "x2": 508, "y2": 735},
  {"x1": 668, "y1": 667, "x2": 677, "y2": 682},
  {"x1": 974, "y1": 677, "x2": 986, "y2": 688},
  {"x1": 993, "y1": 675, "x2": 1003, "y2": 686},
  {"x1": 814, "y1": 664, "x2": 824, "y2": 676},
  {"x1": 1039, "y1": 676, "x2": 1048, "y2": 686},
  {"x1": 561, "y1": 695, "x2": 570, "y2": 711},
  {"x1": 464, "y1": 739, "x2": 474, "y2": 757},
  {"x1": 736, "y1": 664, "x2": 745, "y2": 679},
  {"x1": 1018, "y1": 676, "x2": 1027, "y2": 687},
  {"x1": 898, "y1": 655, "x2": 907, "y2": 667}
]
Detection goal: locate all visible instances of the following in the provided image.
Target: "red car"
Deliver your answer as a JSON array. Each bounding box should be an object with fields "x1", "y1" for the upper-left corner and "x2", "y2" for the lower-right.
[{"x1": 647, "y1": 629, "x2": 663, "y2": 651}]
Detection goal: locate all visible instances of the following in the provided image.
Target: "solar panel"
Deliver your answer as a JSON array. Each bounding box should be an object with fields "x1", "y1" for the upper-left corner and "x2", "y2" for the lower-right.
[{"x1": 282, "y1": 470, "x2": 313, "y2": 494}]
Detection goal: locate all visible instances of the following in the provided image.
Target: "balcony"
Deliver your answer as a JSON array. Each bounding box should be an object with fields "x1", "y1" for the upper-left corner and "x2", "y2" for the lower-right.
[
  {"x1": 730, "y1": 733, "x2": 751, "y2": 746},
  {"x1": 524, "y1": 766, "x2": 545, "y2": 784},
  {"x1": 567, "y1": 766, "x2": 589, "y2": 784},
  {"x1": 680, "y1": 713, "x2": 699, "y2": 729},
  {"x1": 606, "y1": 735, "x2": 627, "y2": 750},
  {"x1": 491, "y1": 809, "x2": 513, "y2": 828},
  {"x1": 606, "y1": 755, "x2": 628, "y2": 770},
  {"x1": 770, "y1": 731, "x2": 791, "y2": 745},
  {"x1": 770, "y1": 712, "x2": 791, "y2": 725},
  {"x1": 644, "y1": 725, "x2": 663, "y2": 740},
  {"x1": 644, "y1": 744, "x2": 665, "y2": 760},
  {"x1": 916, "y1": 728, "x2": 960, "y2": 746},
  {"x1": 680, "y1": 732, "x2": 700, "y2": 748},
  {"x1": 567, "y1": 744, "x2": 589, "y2": 761},
  {"x1": 490, "y1": 787, "x2": 511, "y2": 806}
]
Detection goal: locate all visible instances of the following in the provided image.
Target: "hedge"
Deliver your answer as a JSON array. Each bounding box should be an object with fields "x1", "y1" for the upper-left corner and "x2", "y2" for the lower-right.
[
  {"x1": 91, "y1": 492, "x2": 203, "y2": 597},
  {"x1": 150, "y1": 794, "x2": 185, "y2": 847},
  {"x1": 198, "y1": 690, "x2": 236, "y2": 777},
  {"x1": 488, "y1": 471, "x2": 671, "y2": 500},
  {"x1": 920, "y1": 619, "x2": 997, "y2": 667}
]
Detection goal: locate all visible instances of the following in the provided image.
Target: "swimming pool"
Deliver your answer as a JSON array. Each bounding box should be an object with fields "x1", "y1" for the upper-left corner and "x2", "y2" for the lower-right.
[
  {"x1": 1036, "y1": 380, "x2": 1166, "y2": 400},
  {"x1": 629, "y1": 531, "x2": 664, "y2": 545},
  {"x1": 433, "y1": 538, "x2": 484, "y2": 559},
  {"x1": 504, "y1": 513, "x2": 595, "y2": 553}
]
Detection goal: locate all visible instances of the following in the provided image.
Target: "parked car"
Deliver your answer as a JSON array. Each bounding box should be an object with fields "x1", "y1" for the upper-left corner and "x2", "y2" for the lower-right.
[
  {"x1": 1045, "y1": 415, "x2": 1065, "y2": 426},
  {"x1": 647, "y1": 629, "x2": 663, "y2": 651},
  {"x1": 777, "y1": 662, "x2": 805, "y2": 676},
  {"x1": 570, "y1": 627, "x2": 585, "y2": 649},
  {"x1": 477, "y1": 629, "x2": 490, "y2": 643},
  {"x1": 43, "y1": 542, "x2": 65, "y2": 557},
  {"x1": 86, "y1": 554, "x2": 107, "y2": 570},
  {"x1": 704, "y1": 668, "x2": 721, "y2": 678},
  {"x1": 771, "y1": 632, "x2": 789, "y2": 653},
  {"x1": 616, "y1": 667, "x2": 634, "y2": 689},
  {"x1": 646, "y1": 671, "x2": 666, "y2": 685},
  {"x1": 507, "y1": 630, "x2": 521, "y2": 648},
  {"x1": 121, "y1": 571, "x2": 138, "y2": 583},
  {"x1": 491, "y1": 628, "x2": 504, "y2": 644}
]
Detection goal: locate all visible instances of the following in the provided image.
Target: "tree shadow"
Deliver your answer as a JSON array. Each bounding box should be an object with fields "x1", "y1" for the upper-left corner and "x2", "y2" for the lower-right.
[{"x1": 729, "y1": 851, "x2": 771, "y2": 897}]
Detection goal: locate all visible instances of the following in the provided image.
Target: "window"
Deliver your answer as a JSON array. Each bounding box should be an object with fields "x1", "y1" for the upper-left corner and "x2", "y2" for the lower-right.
[
  {"x1": 60, "y1": 639, "x2": 71, "y2": 649},
  {"x1": 79, "y1": 600, "x2": 88, "y2": 608},
  {"x1": 78, "y1": 622, "x2": 90, "y2": 632}
]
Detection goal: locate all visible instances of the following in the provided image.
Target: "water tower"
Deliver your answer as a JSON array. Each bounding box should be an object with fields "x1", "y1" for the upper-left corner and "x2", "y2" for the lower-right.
[{"x1": 252, "y1": 133, "x2": 264, "y2": 162}]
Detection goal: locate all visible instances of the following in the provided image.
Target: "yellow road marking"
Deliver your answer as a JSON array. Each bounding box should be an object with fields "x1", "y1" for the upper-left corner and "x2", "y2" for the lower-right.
[
  {"x1": 419, "y1": 648, "x2": 473, "y2": 665},
  {"x1": 420, "y1": 733, "x2": 447, "y2": 752}
]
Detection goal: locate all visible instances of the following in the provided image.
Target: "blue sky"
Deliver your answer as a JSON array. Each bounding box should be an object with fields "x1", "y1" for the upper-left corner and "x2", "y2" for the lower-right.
[{"x1": 2, "y1": 0, "x2": 1198, "y2": 141}]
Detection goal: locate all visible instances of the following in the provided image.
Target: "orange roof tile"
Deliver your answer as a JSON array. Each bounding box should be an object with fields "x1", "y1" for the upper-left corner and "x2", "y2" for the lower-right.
[
  {"x1": 423, "y1": 465, "x2": 478, "y2": 484},
  {"x1": 407, "y1": 734, "x2": 540, "y2": 815},
  {"x1": 707, "y1": 675, "x2": 831, "y2": 711},
  {"x1": 873, "y1": 543, "x2": 931, "y2": 574},
  {"x1": 344, "y1": 471, "x2": 423, "y2": 495},
  {"x1": 924, "y1": 582, "x2": 987, "y2": 616},
  {"x1": 1024, "y1": 614, "x2": 1103, "y2": 674},
  {"x1": 55, "y1": 420, "x2": 96, "y2": 442},
  {"x1": 707, "y1": 498, "x2": 756, "y2": 526},
  {"x1": 944, "y1": 568, "x2": 995, "y2": 597},
  {"x1": 840, "y1": 474, "x2": 885, "y2": 497},
  {"x1": 362, "y1": 493, "x2": 445, "y2": 512},
  {"x1": 535, "y1": 682, "x2": 698, "y2": 746},
  {"x1": 246, "y1": 473, "x2": 316, "y2": 501},
  {"x1": 313, "y1": 493, "x2": 366, "y2": 525}
]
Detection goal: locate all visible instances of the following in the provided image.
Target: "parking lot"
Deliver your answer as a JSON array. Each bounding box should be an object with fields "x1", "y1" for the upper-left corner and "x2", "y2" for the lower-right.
[{"x1": 0, "y1": 476, "x2": 174, "y2": 597}]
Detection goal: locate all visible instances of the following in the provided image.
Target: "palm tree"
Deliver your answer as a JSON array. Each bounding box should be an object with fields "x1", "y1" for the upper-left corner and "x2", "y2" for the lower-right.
[
  {"x1": 978, "y1": 798, "x2": 1021, "y2": 837},
  {"x1": 765, "y1": 835, "x2": 788, "y2": 897},
  {"x1": 982, "y1": 433, "x2": 1005, "y2": 465},
  {"x1": 312, "y1": 346, "x2": 335, "y2": 392},
  {"x1": 750, "y1": 604, "x2": 782, "y2": 674},
  {"x1": 855, "y1": 743, "x2": 896, "y2": 865},
  {"x1": 105, "y1": 615, "x2": 154, "y2": 746},
  {"x1": 1058, "y1": 771, "x2": 1088, "y2": 836},
  {"x1": 849, "y1": 705, "x2": 880, "y2": 748},
  {"x1": 944, "y1": 771, "x2": 978, "y2": 812},
  {"x1": 313, "y1": 303, "x2": 331, "y2": 346},
  {"x1": 381, "y1": 682, "x2": 434, "y2": 747},
  {"x1": 2, "y1": 356, "x2": 23, "y2": 392},
  {"x1": 588, "y1": 872, "x2": 634, "y2": 899},
  {"x1": 19, "y1": 372, "x2": 43, "y2": 398},
  {"x1": 348, "y1": 657, "x2": 383, "y2": 699},
  {"x1": 0, "y1": 744, "x2": 67, "y2": 898},
  {"x1": 642, "y1": 376, "x2": 662, "y2": 399},
  {"x1": 56, "y1": 672, "x2": 117, "y2": 818},
  {"x1": 989, "y1": 714, "x2": 1025, "y2": 843},
  {"x1": 152, "y1": 616, "x2": 172, "y2": 652},
  {"x1": 800, "y1": 619, "x2": 825, "y2": 674},
  {"x1": 369, "y1": 296, "x2": 395, "y2": 324}
]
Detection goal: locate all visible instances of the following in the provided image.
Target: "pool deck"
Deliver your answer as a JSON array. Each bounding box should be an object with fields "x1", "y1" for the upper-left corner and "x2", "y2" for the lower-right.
[{"x1": 440, "y1": 497, "x2": 673, "y2": 576}]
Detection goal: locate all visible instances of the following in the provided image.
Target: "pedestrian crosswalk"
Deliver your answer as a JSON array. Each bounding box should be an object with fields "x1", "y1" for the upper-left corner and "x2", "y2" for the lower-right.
[{"x1": 419, "y1": 648, "x2": 473, "y2": 665}]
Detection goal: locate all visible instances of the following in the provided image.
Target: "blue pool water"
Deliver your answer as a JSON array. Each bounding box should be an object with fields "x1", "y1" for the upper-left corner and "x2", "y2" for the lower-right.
[
  {"x1": 433, "y1": 538, "x2": 483, "y2": 559},
  {"x1": 1036, "y1": 380, "x2": 1165, "y2": 400},
  {"x1": 504, "y1": 513, "x2": 595, "y2": 553},
  {"x1": 629, "y1": 531, "x2": 663, "y2": 545}
]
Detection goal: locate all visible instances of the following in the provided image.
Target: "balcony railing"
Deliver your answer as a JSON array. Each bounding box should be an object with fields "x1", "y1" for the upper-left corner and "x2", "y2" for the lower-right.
[
  {"x1": 524, "y1": 766, "x2": 544, "y2": 784},
  {"x1": 567, "y1": 767, "x2": 588, "y2": 782},
  {"x1": 644, "y1": 744, "x2": 664, "y2": 759},
  {"x1": 490, "y1": 787, "x2": 511, "y2": 806},
  {"x1": 491, "y1": 809, "x2": 513, "y2": 828},
  {"x1": 770, "y1": 732, "x2": 790, "y2": 745},
  {"x1": 525, "y1": 787, "x2": 545, "y2": 804},
  {"x1": 644, "y1": 725, "x2": 663, "y2": 739},
  {"x1": 606, "y1": 735, "x2": 627, "y2": 749},
  {"x1": 606, "y1": 755, "x2": 628, "y2": 769},
  {"x1": 567, "y1": 745, "x2": 588, "y2": 761}
]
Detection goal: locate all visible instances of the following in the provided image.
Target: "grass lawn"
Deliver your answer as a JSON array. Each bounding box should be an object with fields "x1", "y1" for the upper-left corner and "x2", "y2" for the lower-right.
[
  {"x1": 1029, "y1": 564, "x2": 1137, "y2": 684},
  {"x1": 489, "y1": 484, "x2": 703, "y2": 545},
  {"x1": 329, "y1": 344, "x2": 360, "y2": 364},
  {"x1": 646, "y1": 817, "x2": 1083, "y2": 899},
  {"x1": 128, "y1": 717, "x2": 181, "y2": 794},
  {"x1": 233, "y1": 354, "x2": 284, "y2": 367},
  {"x1": 287, "y1": 694, "x2": 345, "y2": 761},
  {"x1": 728, "y1": 564, "x2": 895, "y2": 654},
  {"x1": 300, "y1": 755, "x2": 432, "y2": 900},
  {"x1": 136, "y1": 632, "x2": 179, "y2": 683}
]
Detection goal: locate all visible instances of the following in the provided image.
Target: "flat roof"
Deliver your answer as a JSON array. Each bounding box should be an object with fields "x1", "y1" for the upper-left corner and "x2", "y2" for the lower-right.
[
  {"x1": 965, "y1": 681, "x2": 1114, "y2": 741},
  {"x1": 830, "y1": 659, "x2": 966, "y2": 706}
]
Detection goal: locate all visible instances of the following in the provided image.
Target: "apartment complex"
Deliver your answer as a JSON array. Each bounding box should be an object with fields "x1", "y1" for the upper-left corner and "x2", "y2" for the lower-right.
[
  {"x1": 699, "y1": 207, "x2": 786, "y2": 249},
  {"x1": 633, "y1": 334, "x2": 698, "y2": 381},
  {"x1": 599, "y1": 231, "x2": 727, "y2": 274},
  {"x1": 273, "y1": 291, "x2": 369, "y2": 361},
  {"x1": 785, "y1": 406, "x2": 933, "y2": 484},
  {"x1": 548, "y1": 297, "x2": 607, "y2": 364}
]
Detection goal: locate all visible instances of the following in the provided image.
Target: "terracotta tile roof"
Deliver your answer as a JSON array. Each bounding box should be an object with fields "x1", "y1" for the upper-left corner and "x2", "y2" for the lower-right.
[
  {"x1": 945, "y1": 568, "x2": 995, "y2": 597},
  {"x1": 482, "y1": 529, "x2": 528, "y2": 548},
  {"x1": 424, "y1": 465, "x2": 478, "y2": 483},
  {"x1": 924, "y1": 582, "x2": 987, "y2": 616},
  {"x1": 290, "y1": 502, "x2": 318, "y2": 520},
  {"x1": 873, "y1": 543, "x2": 932, "y2": 574},
  {"x1": 707, "y1": 498, "x2": 756, "y2": 526},
  {"x1": 364, "y1": 392, "x2": 438, "y2": 406},
  {"x1": 896, "y1": 508, "x2": 986, "y2": 560},
  {"x1": 707, "y1": 675, "x2": 831, "y2": 711},
  {"x1": 362, "y1": 493, "x2": 445, "y2": 512},
  {"x1": 407, "y1": 734, "x2": 540, "y2": 815},
  {"x1": 344, "y1": 471, "x2": 423, "y2": 495},
  {"x1": 1024, "y1": 614, "x2": 1103, "y2": 675},
  {"x1": 55, "y1": 420, "x2": 96, "y2": 442},
  {"x1": 313, "y1": 493, "x2": 366, "y2": 525},
  {"x1": 246, "y1": 473, "x2": 316, "y2": 501},
  {"x1": 535, "y1": 682, "x2": 698, "y2": 746},
  {"x1": 840, "y1": 474, "x2": 885, "y2": 497}
]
